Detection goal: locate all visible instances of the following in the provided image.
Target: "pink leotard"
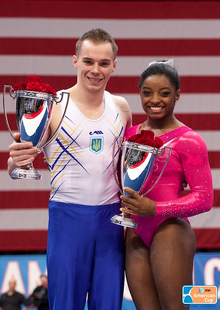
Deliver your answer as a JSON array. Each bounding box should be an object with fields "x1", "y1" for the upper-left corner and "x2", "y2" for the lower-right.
[{"x1": 125, "y1": 125, "x2": 213, "y2": 248}]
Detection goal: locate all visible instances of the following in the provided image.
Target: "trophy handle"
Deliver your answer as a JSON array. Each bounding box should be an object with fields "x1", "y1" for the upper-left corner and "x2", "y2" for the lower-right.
[
  {"x1": 141, "y1": 146, "x2": 172, "y2": 196},
  {"x1": 40, "y1": 91, "x2": 70, "y2": 148},
  {"x1": 112, "y1": 136, "x2": 123, "y2": 195},
  {"x1": 3, "y1": 85, "x2": 17, "y2": 142}
]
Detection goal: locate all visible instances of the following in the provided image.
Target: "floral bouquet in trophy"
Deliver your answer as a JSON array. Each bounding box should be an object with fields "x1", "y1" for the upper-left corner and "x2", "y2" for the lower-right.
[
  {"x1": 3, "y1": 76, "x2": 69, "y2": 180},
  {"x1": 111, "y1": 130, "x2": 171, "y2": 228}
]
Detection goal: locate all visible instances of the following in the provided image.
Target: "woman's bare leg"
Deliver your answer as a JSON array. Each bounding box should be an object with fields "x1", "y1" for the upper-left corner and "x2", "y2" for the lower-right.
[
  {"x1": 151, "y1": 218, "x2": 196, "y2": 310},
  {"x1": 125, "y1": 228, "x2": 162, "y2": 310}
]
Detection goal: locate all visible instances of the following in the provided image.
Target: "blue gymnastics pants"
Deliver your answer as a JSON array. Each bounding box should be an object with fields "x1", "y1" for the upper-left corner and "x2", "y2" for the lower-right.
[{"x1": 47, "y1": 201, "x2": 125, "y2": 310}]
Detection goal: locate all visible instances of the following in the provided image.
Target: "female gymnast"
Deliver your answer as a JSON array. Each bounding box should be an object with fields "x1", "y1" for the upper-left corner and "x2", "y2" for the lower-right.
[{"x1": 121, "y1": 60, "x2": 213, "y2": 310}]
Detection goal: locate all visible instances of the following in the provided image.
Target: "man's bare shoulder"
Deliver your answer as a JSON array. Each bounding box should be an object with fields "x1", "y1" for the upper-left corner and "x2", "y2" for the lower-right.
[
  {"x1": 111, "y1": 94, "x2": 132, "y2": 129},
  {"x1": 112, "y1": 94, "x2": 129, "y2": 110}
]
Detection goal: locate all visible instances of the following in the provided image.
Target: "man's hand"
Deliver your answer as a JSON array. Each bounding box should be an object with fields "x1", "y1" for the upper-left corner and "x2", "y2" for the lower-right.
[{"x1": 8, "y1": 133, "x2": 39, "y2": 168}]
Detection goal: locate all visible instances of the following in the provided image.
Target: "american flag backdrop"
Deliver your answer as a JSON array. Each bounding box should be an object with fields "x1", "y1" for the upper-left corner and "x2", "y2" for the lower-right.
[{"x1": 0, "y1": 0, "x2": 220, "y2": 251}]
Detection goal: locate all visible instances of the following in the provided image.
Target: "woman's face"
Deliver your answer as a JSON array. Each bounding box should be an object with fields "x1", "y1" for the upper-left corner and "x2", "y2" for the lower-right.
[{"x1": 140, "y1": 74, "x2": 180, "y2": 123}]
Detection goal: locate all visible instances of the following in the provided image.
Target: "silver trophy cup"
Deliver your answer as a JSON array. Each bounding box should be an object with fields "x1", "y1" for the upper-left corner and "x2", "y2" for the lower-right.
[
  {"x1": 111, "y1": 137, "x2": 171, "y2": 228},
  {"x1": 3, "y1": 85, "x2": 69, "y2": 180}
]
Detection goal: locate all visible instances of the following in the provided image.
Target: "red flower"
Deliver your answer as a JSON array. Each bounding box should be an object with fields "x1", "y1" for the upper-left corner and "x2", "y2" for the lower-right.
[
  {"x1": 128, "y1": 130, "x2": 163, "y2": 148},
  {"x1": 128, "y1": 134, "x2": 141, "y2": 142},
  {"x1": 140, "y1": 130, "x2": 155, "y2": 140},
  {"x1": 152, "y1": 136, "x2": 164, "y2": 148},
  {"x1": 13, "y1": 76, "x2": 57, "y2": 96},
  {"x1": 26, "y1": 81, "x2": 43, "y2": 92}
]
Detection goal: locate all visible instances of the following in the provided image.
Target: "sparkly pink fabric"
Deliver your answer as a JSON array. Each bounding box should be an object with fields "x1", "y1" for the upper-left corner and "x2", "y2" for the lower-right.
[{"x1": 125, "y1": 125, "x2": 213, "y2": 248}]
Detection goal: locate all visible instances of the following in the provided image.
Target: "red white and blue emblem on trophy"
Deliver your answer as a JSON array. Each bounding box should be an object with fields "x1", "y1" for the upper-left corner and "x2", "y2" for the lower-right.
[{"x1": 111, "y1": 130, "x2": 171, "y2": 228}]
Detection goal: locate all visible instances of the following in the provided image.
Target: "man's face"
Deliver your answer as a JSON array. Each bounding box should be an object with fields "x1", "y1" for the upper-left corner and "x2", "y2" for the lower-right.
[
  {"x1": 9, "y1": 280, "x2": 16, "y2": 291},
  {"x1": 73, "y1": 40, "x2": 117, "y2": 93},
  {"x1": 41, "y1": 276, "x2": 48, "y2": 288}
]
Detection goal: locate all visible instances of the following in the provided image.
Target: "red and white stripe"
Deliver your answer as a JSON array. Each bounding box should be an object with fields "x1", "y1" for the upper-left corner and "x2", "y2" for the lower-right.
[{"x1": 0, "y1": 0, "x2": 220, "y2": 250}]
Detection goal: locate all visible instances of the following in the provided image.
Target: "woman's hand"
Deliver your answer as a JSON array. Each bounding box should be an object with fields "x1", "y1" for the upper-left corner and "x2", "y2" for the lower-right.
[
  {"x1": 120, "y1": 187, "x2": 156, "y2": 217},
  {"x1": 181, "y1": 180, "x2": 188, "y2": 191}
]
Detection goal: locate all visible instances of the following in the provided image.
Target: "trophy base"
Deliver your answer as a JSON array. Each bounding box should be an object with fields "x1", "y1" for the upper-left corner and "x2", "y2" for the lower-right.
[
  {"x1": 11, "y1": 168, "x2": 42, "y2": 180},
  {"x1": 111, "y1": 215, "x2": 138, "y2": 229}
]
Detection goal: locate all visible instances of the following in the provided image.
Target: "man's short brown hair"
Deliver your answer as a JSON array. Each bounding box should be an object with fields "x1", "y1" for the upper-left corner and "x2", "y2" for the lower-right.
[{"x1": 75, "y1": 28, "x2": 118, "y2": 60}]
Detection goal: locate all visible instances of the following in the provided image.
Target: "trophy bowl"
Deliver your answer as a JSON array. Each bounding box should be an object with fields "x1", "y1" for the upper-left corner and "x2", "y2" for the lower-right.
[
  {"x1": 3, "y1": 84, "x2": 69, "y2": 180},
  {"x1": 111, "y1": 136, "x2": 171, "y2": 228}
]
